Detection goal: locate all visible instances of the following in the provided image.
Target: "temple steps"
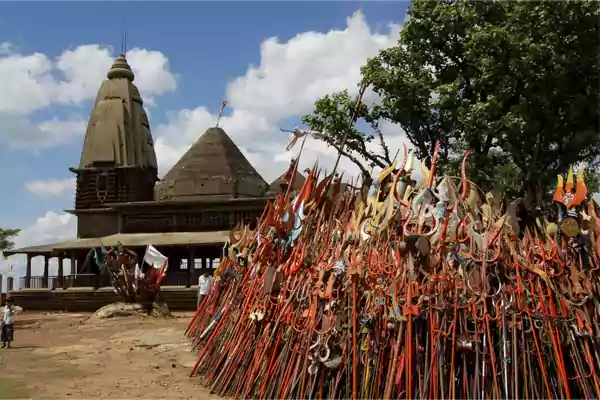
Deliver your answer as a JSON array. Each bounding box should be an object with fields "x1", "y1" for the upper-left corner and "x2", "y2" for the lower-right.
[{"x1": 7, "y1": 287, "x2": 198, "y2": 312}]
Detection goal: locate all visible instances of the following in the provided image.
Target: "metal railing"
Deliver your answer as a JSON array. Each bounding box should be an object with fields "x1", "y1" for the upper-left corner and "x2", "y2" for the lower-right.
[
  {"x1": 62, "y1": 274, "x2": 112, "y2": 288},
  {"x1": 160, "y1": 271, "x2": 190, "y2": 287},
  {"x1": 19, "y1": 274, "x2": 108, "y2": 290},
  {"x1": 16, "y1": 276, "x2": 63, "y2": 289},
  {"x1": 18, "y1": 271, "x2": 193, "y2": 290}
]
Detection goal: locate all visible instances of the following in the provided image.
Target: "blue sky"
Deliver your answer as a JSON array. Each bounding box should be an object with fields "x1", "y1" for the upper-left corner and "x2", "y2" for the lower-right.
[
  {"x1": 0, "y1": 2, "x2": 597, "y2": 284},
  {"x1": 0, "y1": 2, "x2": 409, "y2": 279},
  {"x1": 0, "y1": 2, "x2": 408, "y2": 227}
]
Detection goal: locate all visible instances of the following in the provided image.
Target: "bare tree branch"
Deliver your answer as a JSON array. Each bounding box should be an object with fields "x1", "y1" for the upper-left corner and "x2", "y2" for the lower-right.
[
  {"x1": 348, "y1": 136, "x2": 387, "y2": 169},
  {"x1": 325, "y1": 139, "x2": 371, "y2": 179}
]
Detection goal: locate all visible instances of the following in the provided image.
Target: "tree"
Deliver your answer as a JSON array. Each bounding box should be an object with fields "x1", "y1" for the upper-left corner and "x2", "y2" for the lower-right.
[
  {"x1": 300, "y1": 90, "x2": 392, "y2": 184},
  {"x1": 303, "y1": 0, "x2": 600, "y2": 200},
  {"x1": 0, "y1": 228, "x2": 20, "y2": 253}
]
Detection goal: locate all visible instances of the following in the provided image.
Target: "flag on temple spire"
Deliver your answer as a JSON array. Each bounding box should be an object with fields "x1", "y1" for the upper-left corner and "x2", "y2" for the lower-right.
[{"x1": 216, "y1": 100, "x2": 228, "y2": 127}]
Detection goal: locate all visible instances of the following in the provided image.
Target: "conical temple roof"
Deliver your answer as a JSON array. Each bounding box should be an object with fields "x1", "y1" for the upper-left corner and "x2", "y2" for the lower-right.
[
  {"x1": 155, "y1": 127, "x2": 268, "y2": 201},
  {"x1": 267, "y1": 169, "x2": 306, "y2": 195}
]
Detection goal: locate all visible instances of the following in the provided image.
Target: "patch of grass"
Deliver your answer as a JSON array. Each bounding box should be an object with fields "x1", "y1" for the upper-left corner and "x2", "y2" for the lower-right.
[{"x1": 0, "y1": 377, "x2": 30, "y2": 399}]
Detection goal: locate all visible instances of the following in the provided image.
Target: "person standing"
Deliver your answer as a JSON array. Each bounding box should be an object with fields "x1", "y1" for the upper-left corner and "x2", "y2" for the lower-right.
[
  {"x1": 1, "y1": 297, "x2": 15, "y2": 348},
  {"x1": 197, "y1": 272, "x2": 213, "y2": 309}
]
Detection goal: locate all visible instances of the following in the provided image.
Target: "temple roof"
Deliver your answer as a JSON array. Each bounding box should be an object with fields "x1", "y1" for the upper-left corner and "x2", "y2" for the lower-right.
[
  {"x1": 107, "y1": 54, "x2": 135, "y2": 81},
  {"x1": 154, "y1": 127, "x2": 268, "y2": 201},
  {"x1": 3, "y1": 231, "x2": 230, "y2": 256},
  {"x1": 78, "y1": 54, "x2": 157, "y2": 170},
  {"x1": 267, "y1": 169, "x2": 306, "y2": 195}
]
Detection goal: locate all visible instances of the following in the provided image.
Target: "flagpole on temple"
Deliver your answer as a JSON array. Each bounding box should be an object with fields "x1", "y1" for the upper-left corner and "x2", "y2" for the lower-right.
[{"x1": 216, "y1": 100, "x2": 227, "y2": 128}]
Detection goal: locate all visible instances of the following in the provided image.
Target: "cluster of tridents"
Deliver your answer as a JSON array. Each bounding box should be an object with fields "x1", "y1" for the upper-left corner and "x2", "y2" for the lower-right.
[
  {"x1": 100, "y1": 243, "x2": 159, "y2": 305},
  {"x1": 185, "y1": 141, "x2": 600, "y2": 400}
]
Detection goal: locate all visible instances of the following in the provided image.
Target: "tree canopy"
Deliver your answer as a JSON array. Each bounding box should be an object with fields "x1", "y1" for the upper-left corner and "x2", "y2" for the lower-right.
[
  {"x1": 302, "y1": 0, "x2": 600, "y2": 200},
  {"x1": 0, "y1": 228, "x2": 20, "y2": 253}
]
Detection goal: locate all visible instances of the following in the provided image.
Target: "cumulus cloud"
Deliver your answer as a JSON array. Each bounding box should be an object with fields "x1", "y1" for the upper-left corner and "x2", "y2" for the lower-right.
[
  {"x1": 25, "y1": 178, "x2": 76, "y2": 199},
  {"x1": 16, "y1": 211, "x2": 76, "y2": 248},
  {"x1": 0, "y1": 211, "x2": 76, "y2": 289},
  {"x1": 154, "y1": 11, "x2": 406, "y2": 181},
  {"x1": 0, "y1": 114, "x2": 87, "y2": 150},
  {"x1": 54, "y1": 45, "x2": 177, "y2": 106},
  {"x1": 2, "y1": 11, "x2": 409, "y2": 290},
  {"x1": 0, "y1": 44, "x2": 177, "y2": 150}
]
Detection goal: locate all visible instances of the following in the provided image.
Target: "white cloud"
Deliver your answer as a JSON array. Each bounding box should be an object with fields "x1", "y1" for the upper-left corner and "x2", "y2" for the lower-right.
[
  {"x1": 0, "y1": 212, "x2": 76, "y2": 289},
  {"x1": 0, "y1": 114, "x2": 87, "y2": 150},
  {"x1": 15, "y1": 211, "x2": 76, "y2": 249},
  {"x1": 154, "y1": 11, "x2": 406, "y2": 181},
  {"x1": 0, "y1": 42, "x2": 12, "y2": 56},
  {"x1": 2, "y1": 11, "x2": 408, "y2": 290},
  {"x1": 0, "y1": 44, "x2": 177, "y2": 150},
  {"x1": 54, "y1": 45, "x2": 177, "y2": 106},
  {"x1": 25, "y1": 178, "x2": 76, "y2": 199}
]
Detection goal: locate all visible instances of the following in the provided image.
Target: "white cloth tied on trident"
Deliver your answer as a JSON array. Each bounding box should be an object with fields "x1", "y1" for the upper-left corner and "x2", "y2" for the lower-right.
[
  {"x1": 285, "y1": 127, "x2": 326, "y2": 151},
  {"x1": 143, "y1": 245, "x2": 168, "y2": 270}
]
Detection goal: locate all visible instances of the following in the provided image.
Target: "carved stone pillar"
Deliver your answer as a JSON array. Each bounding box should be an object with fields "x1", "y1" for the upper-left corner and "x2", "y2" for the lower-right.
[
  {"x1": 69, "y1": 251, "x2": 74, "y2": 275},
  {"x1": 57, "y1": 254, "x2": 64, "y2": 289},
  {"x1": 64, "y1": 251, "x2": 74, "y2": 289},
  {"x1": 42, "y1": 255, "x2": 50, "y2": 288},
  {"x1": 188, "y1": 247, "x2": 196, "y2": 288},
  {"x1": 25, "y1": 254, "x2": 32, "y2": 289}
]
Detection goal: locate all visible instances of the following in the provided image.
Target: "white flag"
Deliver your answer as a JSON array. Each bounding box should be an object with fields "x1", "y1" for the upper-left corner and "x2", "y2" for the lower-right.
[{"x1": 143, "y1": 245, "x2": 168, "y2": 270}]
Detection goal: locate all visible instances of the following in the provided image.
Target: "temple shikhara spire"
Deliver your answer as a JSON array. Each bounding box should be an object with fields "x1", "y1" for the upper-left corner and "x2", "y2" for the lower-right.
[
  {"x1": 4, "y1": 50, "x2": 297, "y2": 309},
  {"x1": 75, "y1": 53, "x2": 158, "y2": 210}
]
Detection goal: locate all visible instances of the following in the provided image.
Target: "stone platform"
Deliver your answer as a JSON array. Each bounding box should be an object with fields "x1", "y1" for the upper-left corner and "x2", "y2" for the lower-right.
[{"x1": 8, "y1": 286, "x2": 197, "y2": 312}]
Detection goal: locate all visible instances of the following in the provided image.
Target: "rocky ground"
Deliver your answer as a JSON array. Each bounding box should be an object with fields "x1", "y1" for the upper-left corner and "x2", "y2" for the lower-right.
[{"x1": 0, "y1": 311, "x2": 217, "y2": 399}]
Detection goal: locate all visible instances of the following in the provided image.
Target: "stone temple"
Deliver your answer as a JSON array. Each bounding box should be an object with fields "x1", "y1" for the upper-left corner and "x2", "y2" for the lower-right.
[{"x1": 5, "y1": 54, "x2": 302, "y2": 310}]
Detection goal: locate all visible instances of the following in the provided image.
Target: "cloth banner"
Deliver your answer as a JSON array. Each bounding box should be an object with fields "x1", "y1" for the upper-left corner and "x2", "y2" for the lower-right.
[
  {"x1": 143, "y1": 245, "x2": 168, "y2": 270},
  {"x1": 143, "y1": 245, "x2": 168, "y2": 287}
]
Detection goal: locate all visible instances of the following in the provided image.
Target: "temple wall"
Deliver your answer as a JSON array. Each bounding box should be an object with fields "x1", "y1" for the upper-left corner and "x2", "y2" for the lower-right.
[
  {"x1": 77, "y1": 212, "x2": 119, "y2": 238},
  {"x1": 163, "y1": 177, "x2": 234, "y2": 200}
]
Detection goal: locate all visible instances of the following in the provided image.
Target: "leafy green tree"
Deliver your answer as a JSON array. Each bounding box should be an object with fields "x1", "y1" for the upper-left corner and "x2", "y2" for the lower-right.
[
  {"x1": 303, "y1": 0, "x2": 600, "y2": 200},
  {"x1": 301, "y1": 90, "x2": 392, "y2": 184},
  {"x1": 0, "y1": 228, "x2": 20, "y2": 253}
]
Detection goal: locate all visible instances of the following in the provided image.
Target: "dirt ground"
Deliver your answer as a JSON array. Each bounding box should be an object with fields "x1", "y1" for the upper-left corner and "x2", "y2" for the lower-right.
[{"x1": 0, "y1": 311, "x2": 219, "y2": 399}]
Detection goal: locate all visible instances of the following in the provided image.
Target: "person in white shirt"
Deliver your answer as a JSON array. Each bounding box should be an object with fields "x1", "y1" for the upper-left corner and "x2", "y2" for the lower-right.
[
  {"x1": 1, "y1": 297, "x2": 15, "y2": 348},
  {"x1": 197, "y1": 272, "x2": 214, "y2": 309}
]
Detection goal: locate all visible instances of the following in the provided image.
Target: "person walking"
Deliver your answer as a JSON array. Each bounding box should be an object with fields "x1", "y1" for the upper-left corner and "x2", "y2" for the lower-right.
[
  {"x1": 1, "y1": 297, "x2": 15, "y2": 348},
  {"x1": 197, "y1": 272, "x2": 213, "y2": 309}
]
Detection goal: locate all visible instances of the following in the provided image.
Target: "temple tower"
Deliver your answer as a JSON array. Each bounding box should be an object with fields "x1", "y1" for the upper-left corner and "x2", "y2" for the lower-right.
[{"x1": 72, "y1": 54, "x2": 158, "y2": 210}]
